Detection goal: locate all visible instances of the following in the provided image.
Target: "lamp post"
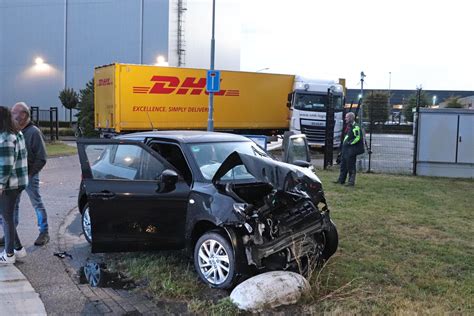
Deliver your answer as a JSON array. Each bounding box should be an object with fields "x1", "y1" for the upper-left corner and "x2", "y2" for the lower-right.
[
  {"x1": 432, "y1": 95, "x2": 437, "y2": 107},
  {"x1": 359, "y1": 71, "x2": 366, "y2": 126},
  {"x1": 207, "y1": 0, "x2": 216, "y2": 131},
  {"x1": 388, "y1": 71, "x2": 391, "y2": 108}
]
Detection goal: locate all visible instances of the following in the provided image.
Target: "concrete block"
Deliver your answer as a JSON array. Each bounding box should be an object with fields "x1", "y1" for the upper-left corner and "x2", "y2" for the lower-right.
[{"x1": 230, "y1": 271, "x2": 310, "y2": 312}]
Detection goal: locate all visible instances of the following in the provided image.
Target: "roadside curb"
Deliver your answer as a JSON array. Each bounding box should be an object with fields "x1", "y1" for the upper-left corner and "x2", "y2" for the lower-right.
[{"x1": 0, "y1": 264, "x2": 47, "y2": 315}]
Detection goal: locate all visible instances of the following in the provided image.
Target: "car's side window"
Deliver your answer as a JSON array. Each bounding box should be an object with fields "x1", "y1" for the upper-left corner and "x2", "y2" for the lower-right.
[
  {"x1": 149, "y1": 142, "x2": 192, "y2": 185},
  {"x1": 85, "y1": 144, "x2": 164, "y2": 181}
]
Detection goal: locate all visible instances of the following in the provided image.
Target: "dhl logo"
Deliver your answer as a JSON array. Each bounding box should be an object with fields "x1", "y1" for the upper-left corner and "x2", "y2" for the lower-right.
[{"x1": 133, "y1": 76, "x2": 240, "y2": 96}]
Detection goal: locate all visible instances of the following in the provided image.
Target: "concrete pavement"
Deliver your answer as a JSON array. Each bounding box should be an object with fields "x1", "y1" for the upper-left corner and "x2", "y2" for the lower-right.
[
  {"x1": 0, "y1": 264, "x2": 46, "y2": 315},
  {"x1": 2, "y1": 153, "x2": 182, "y2": 314}
]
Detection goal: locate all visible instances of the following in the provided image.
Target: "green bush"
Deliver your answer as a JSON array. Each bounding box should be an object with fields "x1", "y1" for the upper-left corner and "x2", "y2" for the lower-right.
[{"x1": 76, "y1": 79, "x2": 99, "y2": 137}]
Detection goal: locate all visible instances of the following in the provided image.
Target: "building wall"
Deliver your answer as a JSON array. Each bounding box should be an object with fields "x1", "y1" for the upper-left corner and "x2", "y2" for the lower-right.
[{"x1": 0, "y1": 0, "x2": 169, "y2": 119}]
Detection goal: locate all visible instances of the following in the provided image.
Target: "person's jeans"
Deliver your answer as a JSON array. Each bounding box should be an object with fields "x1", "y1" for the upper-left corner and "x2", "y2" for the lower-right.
[
  {"x1": 0, "y1": 174, "x2": 48, "y2": 234},
  {"x1": 1, "y1": 189, "x2": 23, "y2": 253}
]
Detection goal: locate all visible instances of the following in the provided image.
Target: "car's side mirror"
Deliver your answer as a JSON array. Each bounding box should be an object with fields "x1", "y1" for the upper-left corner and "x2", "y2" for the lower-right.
[
  {"x1": 292, "y1": 160, "x2": 312, "y2": 168},
  {"x1": 283, "y1": 134, "x2": 311, "y2": 166},
  {"x1": 157, "y1": 169, "x2": 178, "y2": 193}
]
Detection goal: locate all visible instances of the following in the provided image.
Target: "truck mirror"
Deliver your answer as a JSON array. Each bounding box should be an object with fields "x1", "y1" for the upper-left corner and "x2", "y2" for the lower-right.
[{"x1": 287, "y1": 93, "x2": 293, "y2": 108}]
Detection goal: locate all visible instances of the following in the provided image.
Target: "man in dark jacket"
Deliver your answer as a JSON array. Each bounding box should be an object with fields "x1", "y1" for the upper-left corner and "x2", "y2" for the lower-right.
[
  {"x1": 335, "y1": 112, "x2": 363, "y2": 186},
  {"x1": 0, "y1": 102, "x2": 49, "y2": 246}
]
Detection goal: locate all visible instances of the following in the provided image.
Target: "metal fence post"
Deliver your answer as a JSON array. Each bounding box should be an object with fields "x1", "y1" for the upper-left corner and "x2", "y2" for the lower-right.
[
  {"x1": 367, "y1": 92, "x2": 373, "y2": 173},
  {"x1": 49, "y1": 107, "x2": 54, "y2": 141},
  {"x1": 54, "y1": 107, "x2": 59, "y2": 140},
  {"x1": 31, "y1": 106, "x2": 40, "y2": 126},
  {"x1": 412, "y1": 88, "x2": 421, "y2": 175},
  {"x1": 324, "y1": 88, "x2": 335, "y2": 169}
]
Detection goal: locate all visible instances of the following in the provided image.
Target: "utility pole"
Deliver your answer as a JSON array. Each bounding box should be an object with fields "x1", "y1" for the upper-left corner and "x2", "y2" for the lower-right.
[{"x1": 207, "y1": 0, "x2": 216, "y2": 131}]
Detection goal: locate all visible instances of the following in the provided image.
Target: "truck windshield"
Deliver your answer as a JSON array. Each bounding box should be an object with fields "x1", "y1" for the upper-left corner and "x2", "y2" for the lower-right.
[
  {"x1": 188, "y1": 141, "x2": 269, "y2": 180},
  {"x1": 294, "y1": 93, "x2": 343, "y2": 111}
]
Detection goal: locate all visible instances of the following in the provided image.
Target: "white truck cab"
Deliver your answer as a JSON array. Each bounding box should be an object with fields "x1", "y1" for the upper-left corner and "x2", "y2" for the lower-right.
[{"x1": 289, "y1": 77, "x2": 344, "y2": 147}]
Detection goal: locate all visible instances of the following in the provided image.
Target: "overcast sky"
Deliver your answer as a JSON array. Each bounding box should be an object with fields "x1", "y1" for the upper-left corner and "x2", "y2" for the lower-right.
[{"x1": 239, "y1": 0, "x2": 473, "y2": 90}]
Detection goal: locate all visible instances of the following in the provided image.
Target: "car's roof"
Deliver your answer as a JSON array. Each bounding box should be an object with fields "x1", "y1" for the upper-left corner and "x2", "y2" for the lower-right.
[{"x1": 116, "y1": 130, "x2": 252, "y2": 144}]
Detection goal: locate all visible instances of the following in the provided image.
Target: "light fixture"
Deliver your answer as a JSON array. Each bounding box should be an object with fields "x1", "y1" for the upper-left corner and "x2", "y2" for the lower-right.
[
  {"x1": 35, "y1": 57, "x2": 44, "y2": 65},
  {"x1": 155, "y1": 55, "x2": 168, "y2": 66}
]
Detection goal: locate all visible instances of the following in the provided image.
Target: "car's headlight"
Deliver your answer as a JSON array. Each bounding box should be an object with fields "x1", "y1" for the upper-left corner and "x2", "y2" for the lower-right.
[{"x1": 233, "y1": 203, "x2": 248, "y2": 216}]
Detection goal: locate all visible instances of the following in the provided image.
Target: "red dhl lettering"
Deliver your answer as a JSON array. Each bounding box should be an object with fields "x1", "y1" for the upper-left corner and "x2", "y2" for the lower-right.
[
  {"x1": 132, "y1": 76, "x2": 240, "y2": 96},
  {"x1": 97, "y1": 78, "x2": 112, "y2": 87}
]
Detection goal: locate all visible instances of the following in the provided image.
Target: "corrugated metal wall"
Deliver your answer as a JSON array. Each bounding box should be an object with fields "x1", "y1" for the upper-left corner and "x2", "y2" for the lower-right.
[{"x1": 0, "y1": 0, "x2": 169, "y2": 119}]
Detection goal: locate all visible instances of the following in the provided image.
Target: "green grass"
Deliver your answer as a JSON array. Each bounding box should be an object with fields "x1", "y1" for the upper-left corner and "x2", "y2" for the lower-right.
[
  {"x1": 111, "y1": 169, "x2": 473, "y2": 314},
  {"x1": 308, "y1": 168, "x2": 473, "y2": 314},
  {"x1": 45, "y1": 141, "x2": 77, "y2": 157}
]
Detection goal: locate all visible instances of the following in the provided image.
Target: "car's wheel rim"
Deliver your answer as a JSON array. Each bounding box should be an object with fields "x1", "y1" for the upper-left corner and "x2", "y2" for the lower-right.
[
  {"x1": 83, "y1": 207, "x2": 92, "y2": 241},
  {"x1": 84, "y1": 261, "x2": 101, "y2": 287},
  {"x1": 197, "y1": 239, "x2": 230, "y2": 285}
]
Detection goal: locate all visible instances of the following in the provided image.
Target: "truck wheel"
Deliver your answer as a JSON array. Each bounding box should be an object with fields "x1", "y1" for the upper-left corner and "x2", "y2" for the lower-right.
[
  {"x1": 82, "y1": 204, "x2": 92, "y2": 243},
  {"x1": 194, "y1": 231, "x2": 238, "y2": 289}
]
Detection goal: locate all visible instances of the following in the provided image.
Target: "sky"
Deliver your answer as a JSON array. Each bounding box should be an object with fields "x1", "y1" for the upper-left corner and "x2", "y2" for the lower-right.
[{"x1": 239, "y1": 0, "x2": 474, "y2": 91}]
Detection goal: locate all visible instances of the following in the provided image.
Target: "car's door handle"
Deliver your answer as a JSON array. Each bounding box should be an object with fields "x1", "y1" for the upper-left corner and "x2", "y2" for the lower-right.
[{"x1": 90, "y1": 191, "x2": 116, "y2": 200}]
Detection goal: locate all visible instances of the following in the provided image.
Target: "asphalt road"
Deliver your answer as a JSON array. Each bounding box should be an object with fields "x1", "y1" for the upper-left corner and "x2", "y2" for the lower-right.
[{"x1": 6, "y1": 155, "x2": 99, "y2": 314}]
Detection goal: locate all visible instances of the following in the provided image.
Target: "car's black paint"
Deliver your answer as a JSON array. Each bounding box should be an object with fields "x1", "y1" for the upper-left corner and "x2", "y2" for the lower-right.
[{"x1": 77, "y1": 130, "x2": 338, "y2": 289}]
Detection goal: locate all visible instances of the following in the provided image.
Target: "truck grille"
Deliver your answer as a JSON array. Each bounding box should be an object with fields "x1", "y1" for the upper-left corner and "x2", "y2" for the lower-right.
[{"x1": 301, "y1": 124, "x2": 326, "y2": 143}]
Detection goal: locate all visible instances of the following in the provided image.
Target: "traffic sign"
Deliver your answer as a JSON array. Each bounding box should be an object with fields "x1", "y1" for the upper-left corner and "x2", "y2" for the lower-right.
[{"x1": 206, "y1": 70, "x2": 221, "y2": 93}]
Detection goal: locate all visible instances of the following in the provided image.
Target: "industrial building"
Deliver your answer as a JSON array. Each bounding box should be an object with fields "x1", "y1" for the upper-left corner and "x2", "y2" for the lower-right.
[{"x1": 0, "y1": 0, "x2": 240, "y2": 120}]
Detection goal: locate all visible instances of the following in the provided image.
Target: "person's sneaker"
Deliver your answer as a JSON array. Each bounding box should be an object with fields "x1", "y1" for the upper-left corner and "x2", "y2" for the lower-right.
[
  {"x1": 34, "y1": 232, "x2": 50, "y2": 246},
  {"x1": 0, "y1": 236, "x2": 4, "y2": 246},
  {"x1": 0, "y1": 250, "x2": 15, "y2": 264},
  {"x1": 14, "y1": 247, "x2": 27, "y2": 259}
]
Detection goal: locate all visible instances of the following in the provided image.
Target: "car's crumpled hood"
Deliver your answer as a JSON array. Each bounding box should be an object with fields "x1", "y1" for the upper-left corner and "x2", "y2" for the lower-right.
[{"x1": 211, "y1": 151, "x2": 321, "y2": 191}]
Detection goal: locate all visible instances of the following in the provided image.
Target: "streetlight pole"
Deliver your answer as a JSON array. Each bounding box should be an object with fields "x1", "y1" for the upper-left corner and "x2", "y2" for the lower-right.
[
  {"x1": 207, "y1": 0, "x2": 216, "y2": 131},
  {"x1": 388, "y1": 71, "x2": 391, "y2": 108},
  {"x1": 359, "y1": 71, "x2": 366, "y2": 126}
]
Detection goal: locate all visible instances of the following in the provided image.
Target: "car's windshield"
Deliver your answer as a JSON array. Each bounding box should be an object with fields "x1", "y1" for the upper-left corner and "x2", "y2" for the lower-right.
[
  {"x1": 294, "y1": 93, "x2": 343, "y2": 111},
  {"x1": 188, "y1": 141, "x2": 269, "y2": 180}
]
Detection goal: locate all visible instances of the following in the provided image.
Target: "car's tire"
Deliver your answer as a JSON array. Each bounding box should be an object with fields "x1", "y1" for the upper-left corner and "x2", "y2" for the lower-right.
[
  {"x1": 82, "y1": 203, "x2": 92, "y2": 244},
  {"x1": 194, "y1": 230, "x2": 238, "y2": 289},
  {"x1": 321, "y1": 220, "x2": 338, "y2": 260}
]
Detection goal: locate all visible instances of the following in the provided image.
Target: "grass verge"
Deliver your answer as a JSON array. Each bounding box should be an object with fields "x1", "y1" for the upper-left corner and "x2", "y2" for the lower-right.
[
  {"x1": 45, "y1": 141, "x2": 77, "y2": 157},
  {"x1": 111, "y1": 168, "x2": 473, "y2": 314}
]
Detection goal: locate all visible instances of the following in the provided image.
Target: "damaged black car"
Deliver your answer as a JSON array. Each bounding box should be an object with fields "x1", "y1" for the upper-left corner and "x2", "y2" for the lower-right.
[{"x1": 77, "y1": 131, "x2": 338, "y2": 289}]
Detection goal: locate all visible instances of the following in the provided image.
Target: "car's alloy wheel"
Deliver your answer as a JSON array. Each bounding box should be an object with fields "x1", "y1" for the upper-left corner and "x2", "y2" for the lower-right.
[
  {"x1": 194, "y1": 231, "x2": 237, "y2": 289},
  {"x1": 82, "y1": 204, "x2": 92, "y2": 243},
  {"x1": 83, "y1": 261, "x2": 103, "y2": 287}
]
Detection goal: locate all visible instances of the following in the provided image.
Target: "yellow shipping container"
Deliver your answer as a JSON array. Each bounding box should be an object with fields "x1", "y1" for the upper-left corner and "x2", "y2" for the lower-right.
[{"x1": 94, "y1": 63, "x2": 294, "y2": 134}]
